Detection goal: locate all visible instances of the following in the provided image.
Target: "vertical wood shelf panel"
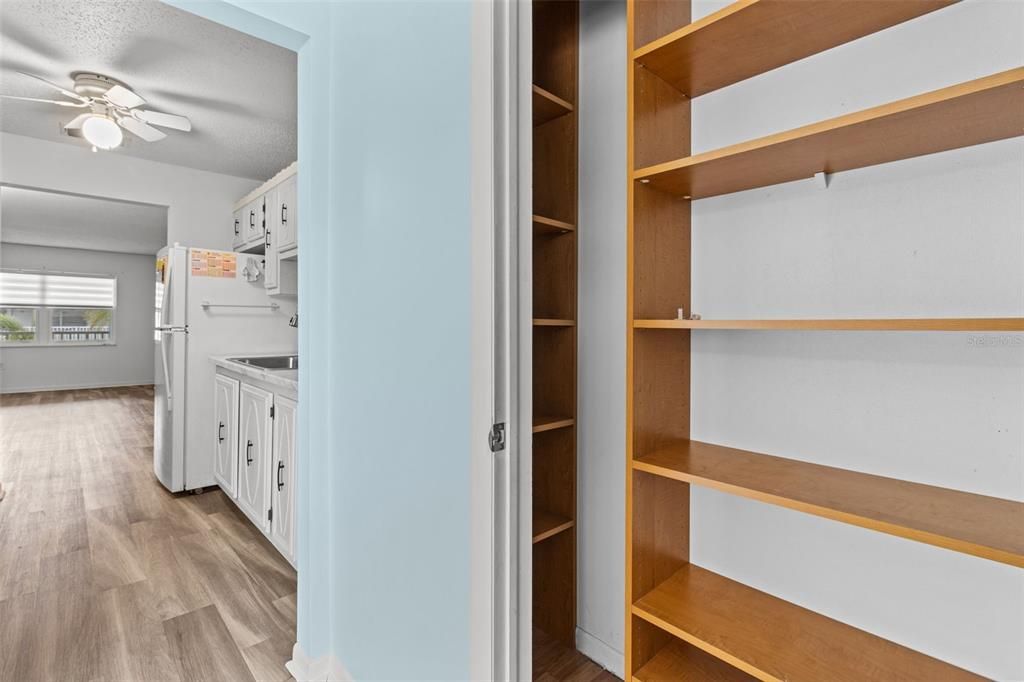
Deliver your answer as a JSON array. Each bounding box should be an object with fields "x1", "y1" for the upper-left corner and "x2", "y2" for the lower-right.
[{"x1": 533, "y1": 0, "x2": 579, "y2": 651}]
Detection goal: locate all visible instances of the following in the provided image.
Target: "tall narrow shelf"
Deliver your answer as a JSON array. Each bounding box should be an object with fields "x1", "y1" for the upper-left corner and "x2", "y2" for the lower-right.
[
  {"x1": 634, "y1": 67, "x2": 1024, "y2": 199},
  {"x1": 633, "y1": 564, "x2": 983, "y2": 681},
  {"x1": 533, "y1": 0, "x2": 579, "y2": 653},
  {"x1": 635, "y1": 440, "x2": 1024, "y2": 567},
  {"x1": 625, "y1": 1, "x2": 1012, "y2": 679},
  {"x1": 633, "y1": 0, "x2": 956, "y2": 98}
]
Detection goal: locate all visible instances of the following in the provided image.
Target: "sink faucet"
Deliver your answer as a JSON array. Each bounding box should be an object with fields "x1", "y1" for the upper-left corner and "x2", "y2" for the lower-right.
[{"x1": 289, "y1": 313, "x2": 298, "y2": 328}]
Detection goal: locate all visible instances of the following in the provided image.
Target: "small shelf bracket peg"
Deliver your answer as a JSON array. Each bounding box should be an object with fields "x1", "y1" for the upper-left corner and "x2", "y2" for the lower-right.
[{"x1": 814, "y1": 171, "x2": 831, "y2": 189}]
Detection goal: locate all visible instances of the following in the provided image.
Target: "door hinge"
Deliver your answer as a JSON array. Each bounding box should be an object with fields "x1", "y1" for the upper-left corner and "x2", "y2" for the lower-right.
[
  {"x1": 488, "y1": 422, "x2": 506, "y2": 453},
  {"x1": 270, "y1": 405, "x2": 275, "y2": 419},
  {"x1": 268, "y1": 507, "x2": 273, "y2": 522}
]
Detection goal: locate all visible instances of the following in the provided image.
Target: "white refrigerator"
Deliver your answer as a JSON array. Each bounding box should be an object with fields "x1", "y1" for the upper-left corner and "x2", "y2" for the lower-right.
[{"x1": 154, "y1": 245, "x2": 297, "y2": 492}]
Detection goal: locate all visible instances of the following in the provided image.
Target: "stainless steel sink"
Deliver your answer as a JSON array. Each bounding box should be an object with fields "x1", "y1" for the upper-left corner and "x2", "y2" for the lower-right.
[{"x1": 228, "y1": 355, "x2": 298, "y2": 370}]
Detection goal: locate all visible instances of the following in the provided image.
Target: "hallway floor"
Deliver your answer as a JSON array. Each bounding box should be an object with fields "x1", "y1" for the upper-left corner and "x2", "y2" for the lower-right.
[{"x1": 0, "y1": 386, "x2": 296, "y2": 682}]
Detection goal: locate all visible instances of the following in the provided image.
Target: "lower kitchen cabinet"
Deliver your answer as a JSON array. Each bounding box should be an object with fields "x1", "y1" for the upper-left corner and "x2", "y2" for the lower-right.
[
  {"x1": 270, "y1": 395, "x2": 297, "y2": 558},
  {"x1": 212, "y1": 375, "x2": 240, "y2": 497},
  {"x1": 213, "y1": 368, "x2": 296, "y2": 565},
  {"x1": 237, "y1": 383, "x2": 273, "y2": 532}
]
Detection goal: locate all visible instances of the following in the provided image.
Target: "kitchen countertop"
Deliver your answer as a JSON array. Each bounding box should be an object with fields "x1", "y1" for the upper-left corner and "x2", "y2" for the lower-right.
[{"x1": 211, "y1": 353, "x2": 298, "y2": 392}]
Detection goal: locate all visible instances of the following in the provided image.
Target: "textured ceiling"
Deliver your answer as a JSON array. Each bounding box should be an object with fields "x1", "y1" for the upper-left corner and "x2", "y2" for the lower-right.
[
  {"x1": 1, "y1": 185, "x2": 167, "y2": 255},
  {"x1": 0, "y1": 0, "x2": 296, "y2": 180}
]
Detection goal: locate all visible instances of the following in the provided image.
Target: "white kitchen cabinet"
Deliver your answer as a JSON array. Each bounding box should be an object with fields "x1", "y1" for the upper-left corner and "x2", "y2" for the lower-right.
[
  {"x1": 232, "y1": 208, "x2": 245, "y2": 250},
  {"x1": 275, "y1": 174, "x2": 297, "y2": 253},
  {"x1": 244, "y1": 197, "x2": 264, "y2": 246},
  {"x1": 213, "y1": 367, "x2": 297, "y2": 565},
  {"x1": 237, "y1": 382, "x2": 273, "y2": 532},
  {"x1": 270, "y1": 395, "x2": 297, "y2": 559},
  {"x1": 212, "y1": 375, "x2": 240, "y2": 498},
  {"x1": 232, "y1": 163, "x2": 297, "y2": 258}
]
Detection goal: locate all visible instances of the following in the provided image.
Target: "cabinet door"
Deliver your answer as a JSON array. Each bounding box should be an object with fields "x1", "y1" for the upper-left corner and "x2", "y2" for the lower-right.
[
  {"x1": 244, "y1": 199, "x2": 260, "y2": 244},
  {"x1": 232, "y1": 209, "x2": 245, "y2": 250},
  {"x1": 270, "y1": 395, "x2": 297, "y2": 559},
  {"x1": 263, "y1": 188, "x2": 279, "y2": 290},
  {"x1": 237, "y1": 383, "x2": 273, "y2": 531},
  {"x1": 276, "y1": 175, "x2": 297, "y2": 251},
  {"x1": 212, "y1": 375, "x2": 240, "y2": 497}
]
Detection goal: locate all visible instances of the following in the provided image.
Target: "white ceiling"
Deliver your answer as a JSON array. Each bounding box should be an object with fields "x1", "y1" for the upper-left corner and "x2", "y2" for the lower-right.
[
  {"x1": 0, "y1": 0, "x2": 296, "y2": 181},
  {"x1": 1, "y1": 185, "x2": 167, "y2": 255}
]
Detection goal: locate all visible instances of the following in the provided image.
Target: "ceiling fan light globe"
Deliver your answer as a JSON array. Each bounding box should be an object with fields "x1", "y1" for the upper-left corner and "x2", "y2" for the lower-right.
[{"x1": 82, "y1": 115, "x2": 122, "y2": 150}]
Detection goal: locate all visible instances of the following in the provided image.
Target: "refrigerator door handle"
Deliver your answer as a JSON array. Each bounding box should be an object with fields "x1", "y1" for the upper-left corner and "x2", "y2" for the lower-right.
[{"x1": 160, "y1": 332, "x2": 173, "y2": 412}]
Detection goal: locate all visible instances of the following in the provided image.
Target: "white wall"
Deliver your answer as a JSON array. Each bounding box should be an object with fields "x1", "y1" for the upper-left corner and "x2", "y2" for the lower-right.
[
  {"x1": 577, "y1": 0, "x2": 627, "y2": 677},
  {"x1": 0, "y1": 243, "x2": 156, "y2": 392},
  {"x1": 578, "y1": 0, "x2": 1024, "y2": 679},
  {"x1": 0, "y1": 132, "x2": 259, "y2": 250}
]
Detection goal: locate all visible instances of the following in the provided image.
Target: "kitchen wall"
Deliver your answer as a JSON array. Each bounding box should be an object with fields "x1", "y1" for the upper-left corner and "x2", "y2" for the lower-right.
[
  {"x1": 578, "y1": 1, "x2": 1023, "y2": 679},
  {"x1": 0, "y1": 132, "x2": 258, "y2": 251},
  {"x1": 0, "y1": 243, "x2": 155, "y2": 392}
]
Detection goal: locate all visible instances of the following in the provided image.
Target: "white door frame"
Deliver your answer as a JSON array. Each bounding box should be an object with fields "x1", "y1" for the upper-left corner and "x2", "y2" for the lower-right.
[{"x1": 470, "y1": 0, "x2": 527, "y2": 679}]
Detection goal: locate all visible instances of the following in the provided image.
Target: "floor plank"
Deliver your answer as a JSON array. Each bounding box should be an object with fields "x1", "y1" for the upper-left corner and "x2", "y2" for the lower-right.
[{"x1": 164, "y1": 604, "x2": 257, "y2": 682}]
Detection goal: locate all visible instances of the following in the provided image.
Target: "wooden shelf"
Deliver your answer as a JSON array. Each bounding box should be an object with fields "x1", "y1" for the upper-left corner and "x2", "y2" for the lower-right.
[
  {"x1": 533, "y1": 214, "x2": 576, "y2": 235},
  {"x1": 634, "y1": 440, "x2": 1024, "y2": 567},
  {"x1": 533, "y1": 84, "x2": 574, "y2": 126},
  {"x1": 633, "y1": 0, "x2": 956, "y2": 98},
  {"x1": 633, "y1": 68, "x2": 1024, "y2": 199},
  {"x1": 633, "y1": 317, "x2": 1024, "y2": 332},
  {"x1": 533, "y1": 415, "x2": 575, "y2": 434},
  {"x1": 534, "y1": 318, "x2": 575, "y2": 327},
  {"x1": 634, "y1": 639, "x2": 755, "y2": 682},
  {"x1": 634, "y1": 564, "x2": 983, "y2": 681},
  {"x1": 533, "y1": 509, "x2": 575, "y2": 544}
]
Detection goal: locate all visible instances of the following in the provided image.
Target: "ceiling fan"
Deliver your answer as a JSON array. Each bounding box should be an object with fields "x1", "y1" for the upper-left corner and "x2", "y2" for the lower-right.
[{"x1": 0, "y1": 71, "x2": 192, "y2": 151}]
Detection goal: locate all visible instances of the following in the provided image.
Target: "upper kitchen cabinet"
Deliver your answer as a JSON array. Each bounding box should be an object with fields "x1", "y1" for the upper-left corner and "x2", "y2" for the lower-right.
[
  {"x1": 274, "y1": 174, "x2": 297, "y2": 255},
  {"x1": 232, "y1": 162, "x2": 298, "y2": 297},
  {"x1": 232, "y1": 162, "x2": 297, "y2": 254}
]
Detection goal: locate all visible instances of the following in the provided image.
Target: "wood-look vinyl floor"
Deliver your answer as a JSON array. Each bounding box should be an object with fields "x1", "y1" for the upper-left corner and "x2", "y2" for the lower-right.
[
  {"x1": 0, "y1": 386, "x2": 296, "y2": 682},
  {"x1": 533, "y1": 628, "x2": 619, "y2": 682}
]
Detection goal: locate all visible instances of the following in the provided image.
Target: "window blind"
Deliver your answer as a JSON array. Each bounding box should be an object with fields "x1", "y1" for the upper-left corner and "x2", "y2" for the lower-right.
[{"x1": 0, "y1": 271, "x2": 116, "y2": 308}]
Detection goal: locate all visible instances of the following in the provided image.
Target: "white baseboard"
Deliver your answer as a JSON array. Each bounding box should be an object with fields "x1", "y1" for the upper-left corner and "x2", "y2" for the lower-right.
[
  {"x1": 576, "y1": 628, "x2": 625, "y2": 679},
  {"x1": 286, "y1": 642, "x2": 352, "y2": 682},
  {"x1": 0, "y1": 380, "x2": 154, "y2": 394}
]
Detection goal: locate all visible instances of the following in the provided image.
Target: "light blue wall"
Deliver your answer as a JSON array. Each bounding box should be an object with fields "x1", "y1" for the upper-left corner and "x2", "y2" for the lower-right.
[{"x1": 165, "y1": 1, "x2": 473, "y2": 678}]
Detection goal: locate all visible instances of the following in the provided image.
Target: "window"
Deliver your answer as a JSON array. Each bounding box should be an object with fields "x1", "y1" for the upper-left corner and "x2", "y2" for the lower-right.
[{"x1": 0, "y1": 270, "x2": 117, "y2": 346}]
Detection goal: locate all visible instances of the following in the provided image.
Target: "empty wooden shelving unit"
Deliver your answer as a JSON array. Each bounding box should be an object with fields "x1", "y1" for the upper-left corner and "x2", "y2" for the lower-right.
[
  {"x1": 533, "y1": 0, "x2": 578, "y2": 652},
  {"x1": 625, "y1": 1, "x2": 1024, "y2": 680}
]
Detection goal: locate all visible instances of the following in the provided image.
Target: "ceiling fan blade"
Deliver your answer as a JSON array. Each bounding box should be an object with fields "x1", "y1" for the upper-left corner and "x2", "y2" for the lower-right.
[
  {"x1": 104, "y1": 84, "x2": 146, "y2": 109},
  {"x1": 134, "y1": 110, "x2": 191, "y2": 132},
  {"x1": 118, "y1": 116, "x2": 166, "y2": 142},
  {"x1": 0, "y1": 94, "x2": 88, "y2": 107},
  {"x1": 16, "y1": 71, "x2": 89, "y2": 103},
  {"x1": 64, "y1": 113, "x2": 92, "y2": 130}
]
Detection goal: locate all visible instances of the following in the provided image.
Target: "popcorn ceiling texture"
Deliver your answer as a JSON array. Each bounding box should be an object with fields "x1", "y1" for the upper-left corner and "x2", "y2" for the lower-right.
[{"x1": 0, "y1": 0, "x2": 296, "y2": 180}]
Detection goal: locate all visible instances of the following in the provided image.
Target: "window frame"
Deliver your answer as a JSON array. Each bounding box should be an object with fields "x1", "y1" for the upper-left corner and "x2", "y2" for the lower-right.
[{"x1": 0, "y1": 269, "x2": 118, "y2": 348}]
